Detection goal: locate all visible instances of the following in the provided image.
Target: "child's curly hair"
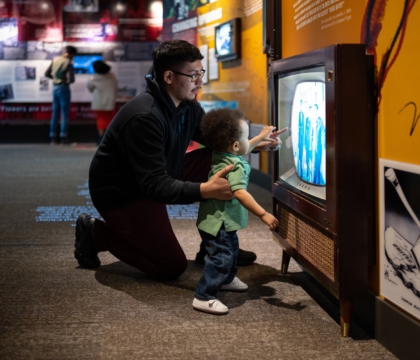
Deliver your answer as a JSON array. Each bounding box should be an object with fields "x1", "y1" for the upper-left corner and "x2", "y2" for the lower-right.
[{"x1": 201, "y1": 108, "x2": 245, "y2": 152}]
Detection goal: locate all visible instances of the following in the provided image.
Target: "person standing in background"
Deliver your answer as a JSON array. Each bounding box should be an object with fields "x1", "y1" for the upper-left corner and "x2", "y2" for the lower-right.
[
  {"x1": 45, "y1": 45, "x2": 77, "y2": 145},
  {"x1": 87, "y1": 60, "x2": 118, "y2": 145}
]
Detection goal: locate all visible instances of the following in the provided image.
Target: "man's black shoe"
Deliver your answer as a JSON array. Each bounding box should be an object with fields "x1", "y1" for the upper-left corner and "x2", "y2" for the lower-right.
[
  {"x1": 74, "y1": 213, "x2": 101, "y2": 268},
  {"x1": 236, "y1": 248, "x2": 257, "y2": 266},
  {"x1": 195, "y1": 246, "x2": 257, "y2": 266}
]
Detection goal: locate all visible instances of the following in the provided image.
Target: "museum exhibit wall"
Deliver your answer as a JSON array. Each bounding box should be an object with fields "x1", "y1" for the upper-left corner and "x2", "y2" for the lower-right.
[
  {"x1": 280, "y1": 0, "x2": 420, "y2": 357},
  {"x1": 0, "y1": 1, "x2": 162, "y2": 124}
]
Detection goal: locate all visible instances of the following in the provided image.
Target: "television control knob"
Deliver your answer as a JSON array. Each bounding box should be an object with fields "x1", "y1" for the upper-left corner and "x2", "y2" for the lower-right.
[{"x1": 324, "y1": 218, "x2": 333, "y2": 227}]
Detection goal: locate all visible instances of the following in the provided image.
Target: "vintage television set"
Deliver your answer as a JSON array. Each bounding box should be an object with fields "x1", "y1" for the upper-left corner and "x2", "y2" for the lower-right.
[
  {"x1": 214, "y1": 18, "x2": 241, "y2": 62},
  {"x1": 73, "y1": 53, "x2": 103, "y2": 74},
  {"x1": 270, "y1": 44, "x2": 376, "y2": 336}
]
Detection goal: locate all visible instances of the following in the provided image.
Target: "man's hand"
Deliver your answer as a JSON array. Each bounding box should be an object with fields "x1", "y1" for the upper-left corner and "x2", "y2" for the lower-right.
[
  {"x1": 200, "y1": 164, "x2": 234, "y2": 200},
  {"x1": 254, "y1": 127, "x2": 288, "y2": 152}
]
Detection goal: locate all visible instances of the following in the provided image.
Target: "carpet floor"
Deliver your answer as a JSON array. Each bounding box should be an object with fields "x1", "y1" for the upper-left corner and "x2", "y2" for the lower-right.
[{"x1": 0, "y1": 144, "x2": 397, "y2": 359}]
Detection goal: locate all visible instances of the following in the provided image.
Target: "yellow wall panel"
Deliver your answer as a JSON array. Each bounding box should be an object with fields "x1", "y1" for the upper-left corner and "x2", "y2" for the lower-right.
[
  {"x1": 197, "y1": 0, "x2": 269, "y2": 171},
  {"x1": 282, "y1": 0, "x2": 367, "y2": 58},
  {"x1": 376, "y1": 1, "x2": 420, "y2": 164}
]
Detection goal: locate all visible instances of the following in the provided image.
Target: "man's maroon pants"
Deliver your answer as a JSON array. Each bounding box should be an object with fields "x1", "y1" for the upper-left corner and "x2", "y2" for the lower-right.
[{"x1": 92, "y1": 148, "x2": 212, "y2": 281}]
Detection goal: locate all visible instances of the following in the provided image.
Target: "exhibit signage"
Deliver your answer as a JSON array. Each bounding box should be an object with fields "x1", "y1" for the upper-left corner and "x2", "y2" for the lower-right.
[
  {"x1": 281, "y1": 0, "x2": 366, "y2": 57},
  {"x1": 380, "y1": 158, "x2": 420, "y2": 321}
]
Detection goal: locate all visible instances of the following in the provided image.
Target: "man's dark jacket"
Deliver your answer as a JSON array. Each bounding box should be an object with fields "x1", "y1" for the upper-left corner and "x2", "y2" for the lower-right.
[{"x1": 89, "y1": 66, "x2": 206, "y2": 212}]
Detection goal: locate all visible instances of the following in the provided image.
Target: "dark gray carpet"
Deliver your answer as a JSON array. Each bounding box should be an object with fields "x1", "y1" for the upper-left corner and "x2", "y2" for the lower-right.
[{"x1": 0, "y1": 144, "x2": 397, "y2": 359}]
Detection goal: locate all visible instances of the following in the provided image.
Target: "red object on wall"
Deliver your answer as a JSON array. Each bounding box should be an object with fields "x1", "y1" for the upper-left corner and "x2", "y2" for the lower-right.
[{"x1": 14, "y1": 0, "x2": 63, "y2": 42}]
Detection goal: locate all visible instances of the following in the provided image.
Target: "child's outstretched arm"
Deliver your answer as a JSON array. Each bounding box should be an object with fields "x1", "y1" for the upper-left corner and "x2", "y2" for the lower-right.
[
  {"x1": 254, "y1": 127, "x2": 288, "y2": 152},
  {"x1": 234, "y1": 189, "x2": 279, "y2": 230},
  {"x1": 247, "y1": 126, "x2": 276, "y2": 154}
]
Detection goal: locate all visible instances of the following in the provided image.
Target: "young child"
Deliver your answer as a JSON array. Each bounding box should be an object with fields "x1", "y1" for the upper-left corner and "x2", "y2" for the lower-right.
[{"x1": 193, "y1": 108, "x2": 280, "y2": 315}]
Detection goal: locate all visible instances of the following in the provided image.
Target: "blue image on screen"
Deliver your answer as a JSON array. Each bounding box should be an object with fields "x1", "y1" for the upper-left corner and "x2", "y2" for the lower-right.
[
  {"x1": 291, "y1": 81, "x2": 326, "y2": 186},
  {"x1": 216, "y1": 23, "x2": 232, "y2": 56},
  {"x1": 73, "y1": 54, "x2": 103, "y2": 74}
]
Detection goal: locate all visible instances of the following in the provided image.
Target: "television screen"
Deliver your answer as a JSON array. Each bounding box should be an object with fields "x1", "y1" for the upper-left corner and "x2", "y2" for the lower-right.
[
  {"x1": 291, "y1": 82, "x2": 326, "y2": 185},
  {"x1": 215, "y1": 22, "x2": 233, "y2": 56},
  {"x1": 214, "y1": 18, "x2": 240, "y2": 62},
  {"x1": 277, "y1": 65, "x2": 326, "y2": 204},
  {"x1": 73, "y1": 54, "x2": 103, "y2": 74}
]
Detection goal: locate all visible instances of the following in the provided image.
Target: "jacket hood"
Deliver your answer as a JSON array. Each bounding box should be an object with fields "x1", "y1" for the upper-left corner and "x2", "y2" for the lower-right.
[{"x1": 145, "y1": 65, "x2": 180, "y2": 120}]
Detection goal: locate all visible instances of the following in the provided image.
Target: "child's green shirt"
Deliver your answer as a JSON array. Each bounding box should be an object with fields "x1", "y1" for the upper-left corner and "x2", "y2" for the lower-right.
[{"x1": 196, "y1": 151, "x2": 251, "y2": 236}]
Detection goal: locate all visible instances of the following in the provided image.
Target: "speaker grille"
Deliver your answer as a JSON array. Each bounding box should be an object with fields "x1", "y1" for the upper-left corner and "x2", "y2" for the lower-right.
[{"x1": 277, "y1": 205, "x2": 335, "y2": 281}]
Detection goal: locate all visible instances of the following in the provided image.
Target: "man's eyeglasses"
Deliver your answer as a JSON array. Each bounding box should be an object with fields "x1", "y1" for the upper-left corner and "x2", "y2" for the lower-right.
[{"x1": 171, "y1": 69, "x2": 206, "y2": 82}]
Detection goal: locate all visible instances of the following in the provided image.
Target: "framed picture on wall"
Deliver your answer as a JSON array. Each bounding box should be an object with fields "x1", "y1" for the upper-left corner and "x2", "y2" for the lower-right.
[
  {"x1": 380, "y1": 158, "x2": 420, "y2": 320},
  {"x1": 199, "y1": 44, "x2": 208, "y2": 84},
  {"x1": 208, "y1": 48, "x2": 218, "y2": 81}
]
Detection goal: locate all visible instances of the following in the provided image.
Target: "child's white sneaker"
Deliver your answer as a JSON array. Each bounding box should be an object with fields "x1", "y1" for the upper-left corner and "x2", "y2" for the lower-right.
[
  {"x1": 220, "y1": 277, "x2": 248, "y2": 292},
  {"x1": 192, "y1": 298, "x2": 228, "y2": 314}
]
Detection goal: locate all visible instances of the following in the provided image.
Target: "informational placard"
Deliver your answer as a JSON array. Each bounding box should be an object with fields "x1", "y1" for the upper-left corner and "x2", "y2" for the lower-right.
[
  {"x1": 208, "y1": 47, "x2": 218, "y2": 80},
  {"x1": 380, "y1": 158, "x2": 420, "y2": 321},
  {"x1": 282, "y1": 0, "x2": 366, "y2": 57},
  {"x1": 0, "y1": 59, "x2": 151, "y2": 105},
  {"x1": 0, "y1": 36, "x2": 158, "y2": 122},
  {"x1": 199, "y1": 44, "x2": 209, "y2": 83}
]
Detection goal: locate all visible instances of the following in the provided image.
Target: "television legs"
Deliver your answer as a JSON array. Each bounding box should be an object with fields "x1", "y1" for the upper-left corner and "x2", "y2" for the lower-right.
[
  {"x1": 339, "y1": 299, "x2": 354, "y2": 337},
  {"x1": 281, "y1": 250, "x2": 291, "y2": 274}
]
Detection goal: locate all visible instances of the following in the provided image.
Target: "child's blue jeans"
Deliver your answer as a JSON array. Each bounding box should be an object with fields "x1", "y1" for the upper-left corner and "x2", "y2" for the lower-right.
[{"x1": 195, "y1": 227, "x2": 239, "y2": 300}]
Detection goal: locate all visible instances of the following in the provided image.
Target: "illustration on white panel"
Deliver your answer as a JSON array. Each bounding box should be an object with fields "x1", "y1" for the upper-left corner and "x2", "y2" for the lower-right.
[{"x1": 380, "y1": 159, "x2": 420, "y2": 320}]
